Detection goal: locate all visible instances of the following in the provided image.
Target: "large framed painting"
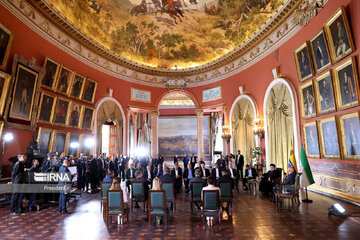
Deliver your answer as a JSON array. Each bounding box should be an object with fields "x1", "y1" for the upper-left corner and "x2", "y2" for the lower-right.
[
  {"x1": 37, "y1": 92, "x2": 57, "y2": 124},
  {"x1": 81, "y1": 107, "x2": 94, "y2": 130},
  {"x1": 309, "y1": 29, "x2": 331, "y2": 73},
  {"x1": 69, "y1": 73, "x2": 85, "y2": 100},
  {"x1": 68, "y1": 134, "x2": 81, "y2": 157},
  {"x1": 313, "y1": 71, "x2": 336, "y2": 115},
  {"x1": 52, "y1": 131, "x2": 69, "y2": 155},
  {"x1": 0, "y1": 22, "x2": 14, "y2": 70},
  {"x1": 318, "y1": 117, "x2": 341, "y2": 159},
  {"x1": 339, "y1": 111, "x2": 360, "y2": 159},
  {"x1": 294, "y1": 42, "x2": 314, "y2": 82},
  {"x1": 324, "y1": 7, "x2": 355, "y2": 63},
  {"x1": 0, "y1": 71, "x2": 11, "y2": 117},
  {"x1": 303, "y1": 122, "x2": 320, "y2": 158},
  {"x1": 333, "y1": 56, "x2": 359, "y2": 110},
  {"x1": 299, "y1": 81, "x2": 316, "y2": 119},
  {"x1": 53, "y1": 98, "x2": 71, "y2": 126},
  {"x1": 80, "y1": 134, "x2": 93, "y2": 156},
  {"x1": 42, "y1": 57, "x2": 60, "y2": 90},
  {"x1": 55, "y1": 65, "x2": 73, "y2": 95},
  {"x1": 81, "y1": 78, "x2": 97, "y2": 103},
  {"x1": 9, "y1": 64, "x2": 39, "y2": 121},
  {"x1": 68, "y1": 102, "x2": 82, "y2": 128},
  {"x1": 37, "y1": 127, "x2": 54, "y2": 155}
]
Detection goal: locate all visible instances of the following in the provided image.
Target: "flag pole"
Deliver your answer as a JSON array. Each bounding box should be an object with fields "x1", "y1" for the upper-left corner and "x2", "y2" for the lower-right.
[{"x1": 302, "y1": 187, "x2": 313, "y2": 203}]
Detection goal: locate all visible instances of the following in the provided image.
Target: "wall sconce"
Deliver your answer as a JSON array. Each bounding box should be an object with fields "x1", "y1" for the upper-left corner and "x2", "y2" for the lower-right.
[
  {"x1": 221, "y1": 125, "x2": 231, "y2": 142},
  {"x1": 253, "y1": 118, "x2": 265, "y2": 138}
]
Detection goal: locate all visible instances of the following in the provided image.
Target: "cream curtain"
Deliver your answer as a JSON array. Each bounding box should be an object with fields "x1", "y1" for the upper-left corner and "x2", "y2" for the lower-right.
[
  {"x1": 232, "y1": 98, "x2": 255, "y2": 166},
  {"x1": 266, "y1": 83, "x2": 294, "y2": 172},
  {"x1": 96, "y1": 101, "x2": 123, "y2": 154}
]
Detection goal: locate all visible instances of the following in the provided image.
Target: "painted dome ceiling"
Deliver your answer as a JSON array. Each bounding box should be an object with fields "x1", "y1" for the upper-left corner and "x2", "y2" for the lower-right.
[{"x1": 41, "y1": 0, "x2": 288, "y2": 70}]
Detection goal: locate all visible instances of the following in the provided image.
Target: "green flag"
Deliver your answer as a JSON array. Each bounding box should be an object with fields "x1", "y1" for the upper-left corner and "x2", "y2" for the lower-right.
[{"x1": 300, "y1": 145, "x2": 315, "y2": 187}]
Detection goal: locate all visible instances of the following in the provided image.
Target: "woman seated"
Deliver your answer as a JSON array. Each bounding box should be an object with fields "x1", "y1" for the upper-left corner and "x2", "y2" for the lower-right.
[
  {"x1": 152, "y1": 177, "x2": 161, "y2": 190},
  {"x1": 109, "y1": 177, "x2": 129, "y2": 210}
]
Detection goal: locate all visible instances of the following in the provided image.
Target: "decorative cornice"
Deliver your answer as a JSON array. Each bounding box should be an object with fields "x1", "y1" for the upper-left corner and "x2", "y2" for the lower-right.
[{"x1": 1, "y1": 0, "x2": 327, "y2": 87}]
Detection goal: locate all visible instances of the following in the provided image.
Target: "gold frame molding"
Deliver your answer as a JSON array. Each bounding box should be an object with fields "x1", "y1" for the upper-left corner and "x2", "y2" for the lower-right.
[
  {"x1": 131, "y1": 87, "x2": 151, "y2": 103},
  {"x1": 37, "y1": 91, "x2": 57, "y2": 124},
  {"x1": 318, "y1": 116, "x2": 341, "y2": 159},
  {"x1": 302, "y1": 121, "x2": 320, "y2": 158},
  {"x1": 68, "y1": 72, "x2": 86, "y2": 100},
  {"x1": 55, "y1": 65, "x2": 73, "y2": 96},
  {"x1": 81, "y1": 78, "x2": 98, "y2": 104},
  {"x1": 80, "y1": 106, "x2": 95, "y2": 131},
  {"x1": 338, "y1": 111, "x2": 360, "y2": 160},
  {"x1": 53, "y1": 97, "x2": 71, "y2": 127},
  {"x1": 51, "y1": 130, "x2": 70, "y2": 155},
  {"x1": 202, "y1": 86, "x2": 222, "y2": 103},
  {"x1": 37, "y1": 127, "x2": 54, "y2": 154},
  {"x1": 313, "y1": 71, "x2": 336, "y2": 115},
  {"x1": 294, "y1": 42, "x2": 314, "y2": 82},
  {"x1": 67, "y1": 102, "x2": 82, "y2": 129},
  {"x1": 42, "y1": 57, "x2": 60, "y2": 90},
  {"x1": 299, "y1": 80, "x2": 317, "y2": 119},
  {"x1": 0, "y1": 21, "x2": 14, "y2": 70},
  {"x1": 0, "y1": 71, "x2": 11, "y2": 117},
  {"x1": 309, "y1": 29, "x2": 332, "y2": 73}
]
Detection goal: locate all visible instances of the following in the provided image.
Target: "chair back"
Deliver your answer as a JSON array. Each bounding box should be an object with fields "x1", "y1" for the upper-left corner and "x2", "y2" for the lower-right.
[
  {"x1": 132, "y1": 182, "x2": 145, "y2": 198},
  {"x1": 191, "y1": 181, "x2": 205, "y2": 200},
  {"x1": 219, "y1": 181, "x2": 232, "y2": 198},
  {"x1": 202, "y1": 190, "x2": 220, "y2": 211},
  {"x1": 295, "y1": 173, "x2": 302, "y2": 192},
  {"x1": 101, "y1": 182, "x2": 112, "y2": 199},
  {"x1": 107, "y1": 190, "x2": 124, "y2": 210},
  {"x1": 275, "y1": 168, "x2": 283, "y2": 185},
  {"x1": 161, "y1": 182, "x2": 174, "y2": 201},
  {"x1": 149, "y1": 190, "x2": 166, "y2": 210}
]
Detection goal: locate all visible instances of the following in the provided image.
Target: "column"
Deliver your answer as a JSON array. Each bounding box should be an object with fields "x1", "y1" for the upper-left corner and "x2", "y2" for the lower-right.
[
  {"x1": 151, "y1": 111, "x2": 159, "y2": 157},
  {"x1": 126, "y1": 108, "x2": 131, "y2": 156},
  {"x1": 133, "y1": 112, "x2": 138, "y2": 157},
  {"x1": 196, "y1": 109, "x2": 204, "y2": 160}
]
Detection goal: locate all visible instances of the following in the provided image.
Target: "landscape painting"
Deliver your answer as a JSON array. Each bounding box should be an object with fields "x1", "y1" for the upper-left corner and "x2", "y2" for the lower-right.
[{"x1": 47, "y1": 0, "x2": 286, "y2": 69}]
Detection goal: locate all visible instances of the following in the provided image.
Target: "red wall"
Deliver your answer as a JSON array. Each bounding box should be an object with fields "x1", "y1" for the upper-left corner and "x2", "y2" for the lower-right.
[{"x1": 0, "y1": 0, "x2": 359, "y2": 179}]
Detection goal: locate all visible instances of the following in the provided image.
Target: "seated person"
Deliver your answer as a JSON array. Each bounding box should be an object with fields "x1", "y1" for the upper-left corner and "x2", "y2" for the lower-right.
[
  {"x1": 183, "y1": 164, "x2": 194, "y2": 193},
  {"x1": 271, "y1": 166, "x2": 296, "y2": 202},
  {"x1": 152, "y1": 177, "x2": 161, "y2": 190},
  {"x1": 102, "y1": 170, "x2": 114, "y2": 183},
  {"x1": 189, "y1": 169, "x2": 206, "y2": 209},
  {"x1": 200, "y1": 162, "x2": 210, "y2": 179},
  {"x1": 227, "y1": 162, "x2": 239, "y2": 192},
  {"x1": 143, "y1": 165, "x2": 154, "y2": 188},
  {"x1": 211, "y1": 163, "x2": 222, "y2": 186},
  {"x1": 218, "y1": 169, "x2": 232, "y2": 185},
  {"x1": 109, "y1": 177, "x2": 129, "y2": 210},
  {"x1": 259, "y1": 163, "x2": 281, "y2": 196},
  {"x1": 202, "y1": 176, "x2": 221, "y2": 200},
  {"x1": 159, "y1": 167, "x2": 175, "y2": 183},
  {"x1": 132, "y1": 170, "x2": 149, "y2": 208},
  {"x1": 242, "y1": 164, "x2": 257, "y2": 190}
]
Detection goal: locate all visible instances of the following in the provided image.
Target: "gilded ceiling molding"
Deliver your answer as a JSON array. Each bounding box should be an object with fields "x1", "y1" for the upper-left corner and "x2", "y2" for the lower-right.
[{"x1": 1, "y1": 0, "x2": 327, "y2": 87}]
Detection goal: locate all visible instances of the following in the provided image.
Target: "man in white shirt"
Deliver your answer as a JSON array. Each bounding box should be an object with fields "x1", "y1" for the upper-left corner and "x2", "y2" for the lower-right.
[
  {"x1": 242, "y1": 164, "x2": 257, "y2": 191},
  {"x1": 202, "y1": 176, "x2": 221, "y2": 200},
  {"x1": 211, "y1": 163, "x2": 222, "y2": 185},
  {"x1": 228, "y1": 162, "x2": 239, "y2": 192}
]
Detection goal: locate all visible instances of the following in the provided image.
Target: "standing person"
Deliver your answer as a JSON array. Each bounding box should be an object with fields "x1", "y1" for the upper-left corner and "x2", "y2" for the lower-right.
[
  {"x1": 59, "y1": 159, "x2": 76, "y2": 214},
  {"x1": 190, "y1": 153, "x2": 197, "y2": 169},
  {"x1": 108, "y1": 155, "x2": 118, "y2": 178},
  {"x1": 76, "y1": 153, "x2": 84, "y2": 191},
  {"x1": 183, "y1": 154, "x2": 189, "y2": 170},
  {"x1": 118, "y1": 155, "x2": 125, "y2": 181},
  {"x1": 183, "y1": 164, "x2": 194, "y2": 193},
  {"x1": 126, "y1": 164, "x2": 136, "y2": 193},
  {"x1": 27, "y1": 159, "x2": 41, "y2": 211},
  {"x1": 10, "y1": 153, "x2": 26, "y2": 216},
  {"x1": 235, "y1": 150, "x2": 244, "y2": 179},
  {"x1": 143, "y1": 165, "x2": 154, "y2": 188},
  {"x1": 171, "y1": 163, "x2": 183, "y2": 194},
  {"x1": 158, "y1": 154, "x2": 164, "y2": 167},
  {"x1": 173, "y1": 155, "x2": 179, "y2": 165}
]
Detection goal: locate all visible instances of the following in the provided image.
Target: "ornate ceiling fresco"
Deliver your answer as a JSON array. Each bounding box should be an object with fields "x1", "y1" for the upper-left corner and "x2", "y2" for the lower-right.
[{"x1": 44, "y1": 0, "x2": 286, "y2": 70}]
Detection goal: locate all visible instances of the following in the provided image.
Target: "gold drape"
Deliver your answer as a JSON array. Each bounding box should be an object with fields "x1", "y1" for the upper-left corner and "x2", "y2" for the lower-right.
[
  {"x1": 96, "y1": 101, "x2": 123, "y2": 154},
  {"x1": 232, "y1": 98, "x2": 255, "y2": 165},
  {"x1": 266, "y1": 83, "x2": 294, "y2": 172}
]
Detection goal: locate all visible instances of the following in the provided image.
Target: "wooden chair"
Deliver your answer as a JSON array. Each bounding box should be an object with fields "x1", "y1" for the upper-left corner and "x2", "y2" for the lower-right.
[
  {"x1": 107, "y1": 190, "x2": 129, "y2": 225},
  {"x1": 275, "y1": 173, "x2": 302, "y2": 210},
  {"x1": 202, "y1": 190, "x2": 221, "y2": 228},
  {"x1": 219, "y1": 181, "x2": 233, "y2": 216},
  {"x1": 148, "y1": 190, "x2": 168, "y2": 228},
  {"x1": 100, "y1": 182, "x2": 112, "y2": 219},
  {"x1": 161, "y1": 182, "x2": 176, "y2": 213},
  {"x1": 190, "y1": 181, "x2": 206, "y2": 213},
  {"x1": 131, "y1": 181, "x2": 146, "y2": 212}
]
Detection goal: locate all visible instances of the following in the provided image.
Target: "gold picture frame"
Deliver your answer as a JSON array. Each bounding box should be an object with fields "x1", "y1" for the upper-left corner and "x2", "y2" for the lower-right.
[
  {"x1": 80, "y1": 134, "x2": 93, "y2": 156},
  {"x1": 55, "y1": 65, "x2": 73, "y2": 95},
  {"x1": 303, "y1": 121, "x2": 320, "y2": 158},
  {"x1": 318, "y1": 116, "x2": 341, "y2": 159},
  {"x1": 0, "y1": 121, "x2": 3, "y2": 139},
  {"x1": 294, "y1": 42, "x2": 314, "y2": 82},
  {"x1": 338, "y1": 111, "x2": 360, "y2": 159},
  {"x1": 0, "y1": 21, "x2": 14, "y2": 70},
  {"x1": 68, "y1": 134, "x2": 82, "y2": 157},
  {"x1": 69, "y1": 73, "x2": 85, "y2": 100},
  {"x1": 67, "y1": 102, "x2": 82, "y2": 128},
  {"x1": 309, "y1": 29, "x2": 332, "y2": 73},
  {"x1": 332, "y1": 56, "x2": 359, "y2": 110},
  {"x1": 53, "y1": 97, "x2": 71, "y2": 127},
  {"x1": 42, "y1": 57, "x2": 60, "y2": 90},
  {"x1": 299, "y1": 80, "x2": 317, "y2": 119},
  {"x1": 37, "y1": 91, "x2": 57, "y2": 124},
  {"x1": 9, "y1": 64, "x2": 39, "y2": 121},
  {"x1": 130, "y1": 87, "x2": 151, "y2": 103},
  {"x1": 324, "y1": 6, "x2": 355, "y2": 63},
  {"x1": 81, "y1": 78, "x2": 97, "y2": 103},
  {"x1": 313, "y1": 71, "x2": 336, "y2": 115},
  {"x1": 37, "y1": 127, "x2": 54, "y2": 155},
  {"x1": 0, "y1": 71, "x2": 11, "y2": 117},
  {"x1": 80, "y1": 106, "x2": 95, "y2": 130},
  {"x1": 52, "y1": 130, "x2": 70, "y2": 155}
]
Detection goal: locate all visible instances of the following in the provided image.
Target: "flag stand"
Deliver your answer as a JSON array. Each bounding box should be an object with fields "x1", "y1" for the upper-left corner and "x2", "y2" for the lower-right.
[{"x1": 302, "y1": 187, "x2": 313, "y2": 203}]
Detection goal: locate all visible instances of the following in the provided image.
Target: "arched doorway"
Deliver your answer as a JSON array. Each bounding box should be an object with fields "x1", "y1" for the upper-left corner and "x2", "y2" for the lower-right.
[
  {"x1": 94, "y1": 97, "x2": 126, "y2": 155},
  {"x1": 263, "y1": 79, "x2": 300, "y2": 172},
  {"x1": 230, "y1": 95, "x2": 257, "y2": 166}
]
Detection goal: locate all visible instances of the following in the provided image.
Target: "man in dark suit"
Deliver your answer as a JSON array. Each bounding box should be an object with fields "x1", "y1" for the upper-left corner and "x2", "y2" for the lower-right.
[
  {"x1": 211, "y1": 162, "x2": 222, "y2": 185},
  {"x1": 190, "y1": 153, "x2": 197, "y2": 169},
  {"x1": 173, "y1": 155, "x2": 179, "y2": 165},
  {"x1": 158, "y1": 154, "x2": 164, "y2": 167},
  {"x1": 171, "y1": 163, "x2": 183, "y2": 193},
  {"x1": 259, "y1": 163, "x2": 281, "y2": 195},
  {"x1": 132, "y1": 170, "x2": 149, "y2": 208},
  {"x1": 10, "y1": 153, "x2": 26, "y2": 216},
  {"x1": 108, "y1": 155, "x2": 118, "y2": 178},
  {"x1": 242, "y1": 164, "x2": 257, "y2": 190},
  {"x1": 143, "y1": 165, "x2": 154, "y2": 187},
  {"x1": 183, "y1": 154, "x2": 189, "y2": 170},
  {"x1": 59, "y1": 159, "x2": 76, "y2": 214},
  {"x1": 199, "y1": 162, "x2": 210, "y2": 179},
  {"x1": 235, "y1": 150, "x2": 244, "y2": 179},
  {"x1": 118, "y1": 155, "x2": 125, "y2": 181},
  {"x1": 126, "y1": 163, "x2": 136, "y2": 193},
  {"x1": 271, "y1": 166, "x2": 297, "y2": 202},
  {"x1": 160, "y1": 167, "x2": 174, "y2": 183},
  {"x1": 183, "y1": 163, "x2": 194, "y2": 193},
  {"x1": 228, "y1": 162, "x2": 239, "y2": 192}
]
